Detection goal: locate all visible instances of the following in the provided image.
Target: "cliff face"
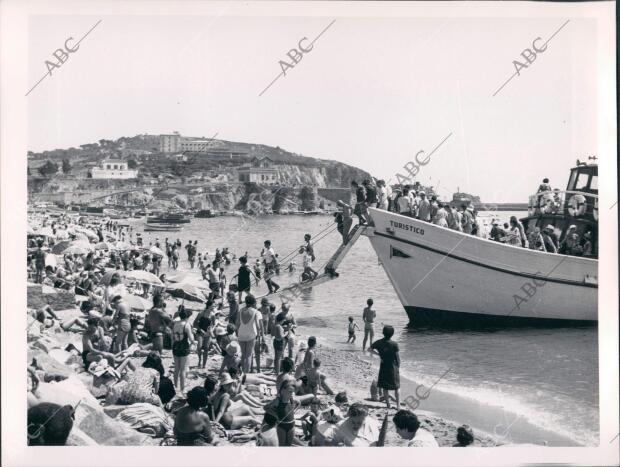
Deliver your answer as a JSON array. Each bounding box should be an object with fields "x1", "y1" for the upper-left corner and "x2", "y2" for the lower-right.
[{"x1": 28, "y1": 134, "x2": 372, "y2": 212}]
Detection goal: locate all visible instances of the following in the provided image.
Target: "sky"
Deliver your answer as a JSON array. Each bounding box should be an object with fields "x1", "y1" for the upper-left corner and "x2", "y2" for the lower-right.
[{"x1": 27, "y1": 12, "x2": 600, "y2": 202}]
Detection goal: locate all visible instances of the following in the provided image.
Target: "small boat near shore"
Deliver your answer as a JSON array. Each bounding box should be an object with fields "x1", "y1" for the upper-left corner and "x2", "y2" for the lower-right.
[
  {"x1": 144, "y1": 223, "x2": 182, "y2": 232},
  {"x1": 364, "y1": 161, "x2": 598, "y2": 326},
  {"x1": 146, "y1": 212, "x2": 191, "y2": 224},
  {"x1": 195, "y1": 209, "x2": 217, "y2": 218}
]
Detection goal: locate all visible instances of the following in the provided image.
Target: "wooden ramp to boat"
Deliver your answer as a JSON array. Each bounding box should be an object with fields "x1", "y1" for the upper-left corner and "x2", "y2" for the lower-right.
[{"x1": 262, "y1": 224, "x2": 367, "y2": 303}]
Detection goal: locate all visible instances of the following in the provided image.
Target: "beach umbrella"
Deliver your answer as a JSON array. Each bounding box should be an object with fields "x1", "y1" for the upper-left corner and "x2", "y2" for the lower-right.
[
  {"x1": 376, "y1": 412, "x2": 389, "y2": 447},
  {"x1": 165, "y1": 272, "x2": 187, "y2": 283},
  {"x1": 149, "y1": 245, "x2": 164, "y2": 256},
  {"x1": 114, "y1": 241, "x2": 133, "y2": 251},
  {"x1": 63, "y1": 245, "x2": 90, "y2": 256},
  {"x1": 73, "y1": 233, "x2": 90, "y2": 241},
  {"x1": 100, "y1": 270, "x2": 125, "y2": 286},
  {"x1": 95, "y1": 241, "x2": 116, "y2": 251},
  {"x1": 55, "y1": 230, "x2": 70, "y2": 240},
  {"x1": 45, "y1": 254, "x2": 58, "y2": 268},
  {"x1": 166, "y1": 283, "x2": 206, "y2": 303},
  {"x1": 74, "y1": 226, "x2": 98, "y2": 240},
  {"x1": 37, "y1": 226, "x2": 54, "y2": 237},
  {"x1": 51, "y1": 240, "x2": 72, "y2": 254},
  {"x1": 71, "y1": 239, "x2": 93, "y2": 248},
  {"x1": 124, "y1": 294, "x2": 152, "y2": 311},
  {"x1": 124, "y1": 270, "x2": 163, "y2": 287}
]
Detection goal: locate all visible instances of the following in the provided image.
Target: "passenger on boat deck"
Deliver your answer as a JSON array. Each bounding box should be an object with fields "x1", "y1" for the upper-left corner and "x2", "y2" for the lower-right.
[
  {"x1": 581, "y1": 231, "x2": 593, "y2": 256},
  {"x1": 397, "y1": 188, "x2": 412, "y2": 217},
  {"x1": 429, "y1": 196, "x2": 439, "y2": 220},
  {"x1": 460, "y1": 205, "x2": 474, "y2": 235},
  {"x1": 376, "y1": 180, "x2": 389, "y2": 210},
  {"x1": 528, "y1": 226, "x2": 545, "y2": 251},
  {"x1": 510, "y1": 216, "x2": 528, "y2": 248},
  {"x1": 363, "y1": 179, "x2": 378, "y2": 209},
  {"x1": 417, "y1": 192, "x2": 431, "y2": 222},
  {"x1": 432, "y1": 202, "x2": 449, "y2": 227},
  {"x1": 559, "y1": 225, "x2": 581, "y2": 255},
  {"x1": 541, "y1": 226, "x2": 558, "y2": 253},
  {"x1": 490, "y1": 221, "x2": 505, "y2": 242},
  {"x1": 351, "y1": 180, "x2": 369, "y2": 225},
  {"x1": 537, "y1": 178, "x2": 552, "y2": 193},
  {"x1": 392, "y1": 409, "x2": 439, "y2": 447},
  {"x1": 503, "y1": 219, "x2": 522, "y2": 247},
  {"x1": 446, "y1": 204, "x2": 462, "y2": 232}
]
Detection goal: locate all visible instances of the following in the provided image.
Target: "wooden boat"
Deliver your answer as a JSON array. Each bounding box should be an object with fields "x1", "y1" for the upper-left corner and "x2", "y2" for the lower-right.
[
  {"x1": 144, "y1": 223, "x2": 182, "y2": 232},
  {"x1": 364, "y1": 161, "x2": 598, "y2": 326}
]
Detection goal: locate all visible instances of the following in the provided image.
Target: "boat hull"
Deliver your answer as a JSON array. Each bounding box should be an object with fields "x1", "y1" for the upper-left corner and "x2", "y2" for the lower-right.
[
  {"x1": 366, "y1": 208, "x2": 597, "y2": 326},
  {"x1": 144, "y1": 224, "x2": 182, "y2": 232}
]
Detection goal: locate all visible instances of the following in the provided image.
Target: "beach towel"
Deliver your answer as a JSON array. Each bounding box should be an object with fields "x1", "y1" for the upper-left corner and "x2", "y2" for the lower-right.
[{"x1": 117, "y1": 403, "x2": 173, "y2": 437}]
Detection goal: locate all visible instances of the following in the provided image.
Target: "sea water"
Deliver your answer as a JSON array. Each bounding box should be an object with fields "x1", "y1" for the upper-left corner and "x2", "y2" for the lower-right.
[{"x1": 129, "y1": 212, "x2": 598, "y2": 446}]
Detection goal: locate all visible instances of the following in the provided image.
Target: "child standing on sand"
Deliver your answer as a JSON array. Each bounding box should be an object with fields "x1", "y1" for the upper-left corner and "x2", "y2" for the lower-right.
[{"x1": 347, "y1": 316, "x2": 360, "y2": 343}]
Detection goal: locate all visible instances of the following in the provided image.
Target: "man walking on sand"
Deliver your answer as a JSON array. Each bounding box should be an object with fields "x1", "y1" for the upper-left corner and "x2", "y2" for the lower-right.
[{"x1": 362, "y1": 298, "x2": 376, "y2": 351}]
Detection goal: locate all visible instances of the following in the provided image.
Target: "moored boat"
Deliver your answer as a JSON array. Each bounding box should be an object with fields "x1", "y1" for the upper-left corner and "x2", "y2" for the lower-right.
[
  {"x1": 144, "y1": 223, "x2": 182, "y2": 232},
  {"x1": 195, "y1": 209, "x2": 217, "y2": 218},
  {"x1": 146, "y1": 212, "x2": 191, "y2": 224},
  {"x1": 364, "y1": 161, "x2": 598, "y2": 327}
]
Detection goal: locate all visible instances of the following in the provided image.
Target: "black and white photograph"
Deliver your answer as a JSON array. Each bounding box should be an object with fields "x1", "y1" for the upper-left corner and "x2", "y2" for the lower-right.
[{"x1": 1, "y1": 1, "x2": 618, "y2": 466}]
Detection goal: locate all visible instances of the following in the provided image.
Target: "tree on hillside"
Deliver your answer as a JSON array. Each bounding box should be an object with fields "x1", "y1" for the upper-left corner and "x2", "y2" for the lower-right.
[
  {"x1": 127, "y1": 158, "x2": 138, "y2": 169},
  {"x1": 61, "y1": 158, "x2": 72, "y2": 174},
  {"x1": 38, "y1": 160, "x2": 59, "y2": 177}
]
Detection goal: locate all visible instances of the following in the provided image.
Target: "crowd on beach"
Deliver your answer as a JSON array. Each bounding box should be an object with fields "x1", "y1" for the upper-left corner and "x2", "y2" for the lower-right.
[
  {"x1": 26, "y1": 210, "x2": 480, "y2": 448},
  {"x1": 337, "y1": 177, "x2": 595, "y2": 257}
]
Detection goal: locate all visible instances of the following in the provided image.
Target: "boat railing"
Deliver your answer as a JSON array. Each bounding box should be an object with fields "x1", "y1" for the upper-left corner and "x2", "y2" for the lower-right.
[{"x1": 528, "y1": 190, "x2": 598, "y2": 220}]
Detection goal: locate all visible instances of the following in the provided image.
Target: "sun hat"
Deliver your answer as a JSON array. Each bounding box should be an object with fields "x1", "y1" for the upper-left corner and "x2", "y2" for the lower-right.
[
  {"x1": 226, "y1": 341, "x2": 241, "y2": 356},
  {"x1": 261, "y1": 297, "x2": 269, "y2": 304},
  {"x1": 214, "y1": 326, "x2": 227, "y2": 336},
  {"x1": 545, "y1": 225, "x2": 554, "y2": 231},
  {"x1": 219, "y1": 373, "x2": 235, "y2": 387},
  {"x1": 298, "y1": 341, "x2": 307, "y2": 350},
  {"x1": 569, "y1": 225, "x2": 577, "y2": 229}
]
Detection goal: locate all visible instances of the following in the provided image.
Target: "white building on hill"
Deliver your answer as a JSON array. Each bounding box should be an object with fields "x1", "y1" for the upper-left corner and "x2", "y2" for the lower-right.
[
  {"x1": 90, "y1": 160, "x2": 138, "y2": 179},
  {"x1": 237, "y1": 156, "x2": 279, "y2": 185}
]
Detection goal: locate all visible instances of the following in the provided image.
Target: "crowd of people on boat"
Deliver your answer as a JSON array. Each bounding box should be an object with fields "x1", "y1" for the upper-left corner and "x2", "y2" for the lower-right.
[
  {"x1": 26, "y1": 209, "x2": 485, "y2": 448},
  {"x1": 341, "y1": 178, "x2": 596, "y2": 257}
]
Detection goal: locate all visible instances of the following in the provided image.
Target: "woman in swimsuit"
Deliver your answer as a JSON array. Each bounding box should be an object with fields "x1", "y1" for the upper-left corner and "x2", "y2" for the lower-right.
[
  {"x1": 172, "y1": 307, "x2": 195, "y2": 393},
  {"x1": 231, "y1": 256, "x2": 257, "y2": 303},
  {"x1": 174, "y1": 387, "x2": 217, "y2": 446},
  {"x1": 209, "y1": 373, "x2": 260, "y2": 430}
]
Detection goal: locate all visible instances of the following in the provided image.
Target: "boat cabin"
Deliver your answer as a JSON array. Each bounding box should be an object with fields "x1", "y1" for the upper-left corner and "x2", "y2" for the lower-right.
[{"x1": 520, "y1": 160, "x2": 598, "y2": 258}]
